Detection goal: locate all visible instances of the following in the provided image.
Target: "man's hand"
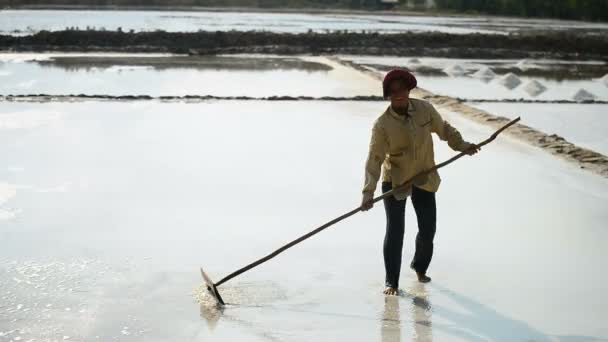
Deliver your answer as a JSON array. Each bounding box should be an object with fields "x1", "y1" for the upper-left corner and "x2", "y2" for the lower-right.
[
  {"x1": 361, "y1": 197, "x2": 374, "y2": 211},
  {"x1": 465, "y1": 143, "x2": 480, "y2": 156}
]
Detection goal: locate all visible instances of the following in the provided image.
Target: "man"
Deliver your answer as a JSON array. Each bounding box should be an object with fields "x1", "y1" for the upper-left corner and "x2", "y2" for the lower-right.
[{"x1": 361, "y1": 69, "x2": 479, "y2": 295}]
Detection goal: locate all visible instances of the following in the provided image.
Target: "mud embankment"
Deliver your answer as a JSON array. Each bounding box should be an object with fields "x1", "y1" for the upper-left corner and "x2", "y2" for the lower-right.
[
  {"x1": 3, "y1": 94, "x2": 605, "y2": 105},
  {"x1": 0, "y1": 95, "x2": 385, "y2": 102},
  {"x1": 1, "y1": 30, "x2": 606, "y2": 61}
]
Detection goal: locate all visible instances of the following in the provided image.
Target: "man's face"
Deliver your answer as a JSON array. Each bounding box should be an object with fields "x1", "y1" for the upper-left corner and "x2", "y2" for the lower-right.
[{"x1": 389, "y1": 80, "x2": 410, "y2": 109}]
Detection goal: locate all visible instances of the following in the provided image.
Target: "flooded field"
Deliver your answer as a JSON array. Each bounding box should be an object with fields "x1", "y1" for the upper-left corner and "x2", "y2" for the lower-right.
[
  {"x1": 468, "y1": 102, "x2": 608, "y2": 155},
  {"x1": 0, "y1": 54, "x2": 378, "y2": 97},
  {"x1": 1, "y1": 99, "x2": 608, "y2": 341},
  {"x1": 2, "y1": 9, "x2": 608, "y2": 36},
  {"x1": 1, "y1": 8, "x2": 608, "y2": 341}
]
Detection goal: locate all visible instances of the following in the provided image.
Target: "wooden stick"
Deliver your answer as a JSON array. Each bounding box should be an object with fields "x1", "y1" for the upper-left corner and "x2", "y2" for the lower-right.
[{"x1": 215, "y1": 117, "x2": 521, "y2": 287}]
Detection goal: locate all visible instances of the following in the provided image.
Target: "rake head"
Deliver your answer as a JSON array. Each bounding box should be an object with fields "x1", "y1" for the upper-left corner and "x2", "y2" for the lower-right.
[{"x1": 200, "y1": 267, "x2": 225, "y2": 306}]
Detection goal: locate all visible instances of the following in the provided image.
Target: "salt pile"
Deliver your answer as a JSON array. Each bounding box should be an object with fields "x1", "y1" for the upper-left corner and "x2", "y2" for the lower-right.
[
  {"x1": 523, "y1": 80, "x2": 547, "y2": 97},
  {"x1": 444, "y1": 64, "x2": 466, "y2": 76},
  {"x1": 573, "y1": 89, "x2": 596, "y2": 102},
  {"x1": 472, "y1": 66, "x2": 496, "y2": 80},
  {"x1": 498, "y1": 72, "x2": 522, "y2": 89},
  {"x1": 516, "y1": 59, "x2": 533, "y2": 70},
  {"x1": 601, "y1": 74, "x2": 608, "y2": 87}
]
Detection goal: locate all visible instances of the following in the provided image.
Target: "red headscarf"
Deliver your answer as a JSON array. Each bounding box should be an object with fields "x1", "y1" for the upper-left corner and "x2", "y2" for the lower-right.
[{"x1": 382, "y1": 69, "x2": 417, "y2": 99}]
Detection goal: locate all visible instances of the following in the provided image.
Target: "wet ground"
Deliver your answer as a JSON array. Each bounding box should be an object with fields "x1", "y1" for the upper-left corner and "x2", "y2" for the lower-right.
[
  {"x1": 1, "y1": 100, "x2": 608, "y2": 341},
  {"x1": 468, "y1": 102, "x2": 608, "y2": 155},
  {"x1": 2, "y1": 9, "x2": 608, "y2": 36},
  {"x1": 0, "y1": 54, "x2": 379, "y2": 97},
  {"x1": 1, "y1": 52, "x2": 608, "y2": 341}
]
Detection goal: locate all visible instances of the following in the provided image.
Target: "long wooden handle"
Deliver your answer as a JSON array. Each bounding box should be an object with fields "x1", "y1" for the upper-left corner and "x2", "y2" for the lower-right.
[{"x1": 215, "y1": 117, "x2": 521, "y2": 287}]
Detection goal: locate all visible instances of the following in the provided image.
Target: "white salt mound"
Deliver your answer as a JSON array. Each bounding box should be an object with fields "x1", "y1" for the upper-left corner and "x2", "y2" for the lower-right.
[
  {"x1": 573, "y1": 89, "x2": 596, "y2": 102},
  {"x1": 523, "y1": 80, "x2": 547, "y2": 97},
  {"x1": 444, "y1": 64, "x2": 466, "y2": 76},
  {"x1": 498, "y1": 72, "x2": 522, "y2": 89},
  {"x1": 473, "y1": 66, "x2": 496, "y2": 79},
  {"x1": 601, "y1": 74, "x2": 608, "y2": 87},
  {"x1": 516, "y1": 59, "x2": 533, "y2": 70}
]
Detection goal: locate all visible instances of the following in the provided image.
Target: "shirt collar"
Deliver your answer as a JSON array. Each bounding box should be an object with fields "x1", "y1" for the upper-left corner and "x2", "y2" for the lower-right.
[{"x1": 388, "y1": 100, "x2": 416, "y2": 120}]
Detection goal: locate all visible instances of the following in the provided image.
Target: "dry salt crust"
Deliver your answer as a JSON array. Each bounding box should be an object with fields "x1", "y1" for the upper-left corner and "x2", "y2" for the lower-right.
[
  {"x1": 0, "y1": 259, "x2": 152, "y2": 341},
  {"x1": 0, "y1": 260, "x2": 102, "y2": 341},
  {"x1": 335, "y1": 57, "x2": 608, "y2": 177},
  {"x1": 602, "y1": 74, "x2": 608, "y2": 87}
]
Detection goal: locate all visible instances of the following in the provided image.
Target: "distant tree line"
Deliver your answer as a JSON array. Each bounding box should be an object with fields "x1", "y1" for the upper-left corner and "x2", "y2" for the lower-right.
[
  {"x1": 432, "y1": 0, "x2": 608, "y2": 21},
  {"x1": 0, "y1": 0, "x2": 384, "y2": 9},
  {"x1": 1, "y1": 0, "x2": 607, "y2": 21},
  {"x1": 2, "y1": 29, "x2": 606, "y2": 60}
]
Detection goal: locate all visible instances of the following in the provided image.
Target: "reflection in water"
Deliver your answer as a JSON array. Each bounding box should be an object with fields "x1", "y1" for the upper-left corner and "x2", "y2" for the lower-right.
[
  {"x1": 381, "y1": 284, "x2": 434, "y2": 342},
  {"x1": 409, "y1": 284, "x2": 433, "y2": 342},
  {"x1": 381, "y1": 296, "x2": 401, "y2": 342},
  {"x1": 199, "y1": 303, "x2": 283, "y2": 342},
  {"x1": 200, "y1": 302, "x2": 224, "y2": 332},
  {"x1": 35, "y1": 56, "x2": 333, "y2": 73}
]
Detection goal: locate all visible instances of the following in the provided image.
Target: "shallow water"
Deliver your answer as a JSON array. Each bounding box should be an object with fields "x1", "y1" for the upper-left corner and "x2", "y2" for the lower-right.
[
  {"x1": 1, "y1": 100, "x2": 608, "y2": 341},
  {"x1": 468, "y1": 102, "x2": 608, "y2": 155},
  {"x1": 0, "y1": 54, "x2": 379, "y2": 97},
  {"x1": 1, "y1": 9, "x2": 608, "y2": 36}
]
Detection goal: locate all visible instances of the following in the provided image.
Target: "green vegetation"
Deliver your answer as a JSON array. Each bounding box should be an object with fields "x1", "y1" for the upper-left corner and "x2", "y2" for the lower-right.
[{"x1": 432, "y1": 0, "x2": 607, "y2": 21}]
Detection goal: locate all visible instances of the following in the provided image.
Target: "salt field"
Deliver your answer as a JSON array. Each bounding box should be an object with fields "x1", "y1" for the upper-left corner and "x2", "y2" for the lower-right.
[
  {"x1": 468, "y1": 102, "x2": 608, "y2": 155},
  {"x1": 1, "y1": 7, "x2": 608, "y2": 342},
  {"x1": 0, "y1": 54, "x2": 378, "y2": 97},
  {"x1": 1, "y1": 98, "x2": 608, "y2": 341}
]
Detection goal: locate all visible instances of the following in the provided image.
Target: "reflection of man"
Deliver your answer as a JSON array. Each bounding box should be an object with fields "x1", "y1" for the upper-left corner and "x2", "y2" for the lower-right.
[
  {"x1": 410, "y1": 284, "x2": 433, "y2": 342},
  {"x1": 381, "y1": 296, "x2": 401, "y2": 342},
  {"x1": 361, "y1": 69, "x2": 479, "y2": 295}
]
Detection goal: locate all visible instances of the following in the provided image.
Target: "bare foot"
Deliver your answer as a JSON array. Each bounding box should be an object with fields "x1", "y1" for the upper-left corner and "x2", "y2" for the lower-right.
[
  {"x1": 383, "y1": 287, "x2": 399, "y2": 295},
  {"x1": 416, "y1": 272, "x2": 431, "y2": 283}
]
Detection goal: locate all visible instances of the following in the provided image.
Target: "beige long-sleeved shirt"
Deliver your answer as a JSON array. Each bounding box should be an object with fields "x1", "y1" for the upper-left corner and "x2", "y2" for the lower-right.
[{"x1": 362, "y1": 98, "x2": 472, "y2": 202}]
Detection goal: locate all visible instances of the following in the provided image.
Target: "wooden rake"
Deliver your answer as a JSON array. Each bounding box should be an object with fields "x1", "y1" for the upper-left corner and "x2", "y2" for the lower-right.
[{"x1": 201, "y1": 117, "x2": 521, "y2": 306}]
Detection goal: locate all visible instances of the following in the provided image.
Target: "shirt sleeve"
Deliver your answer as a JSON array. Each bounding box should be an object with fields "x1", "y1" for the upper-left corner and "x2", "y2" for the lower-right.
[
  {"x1": 429, "y1": 103, "x2": 471, "y2": 152},
  {"x1": 362, "y1": 120, "x2": 388, "y2": 202}
]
